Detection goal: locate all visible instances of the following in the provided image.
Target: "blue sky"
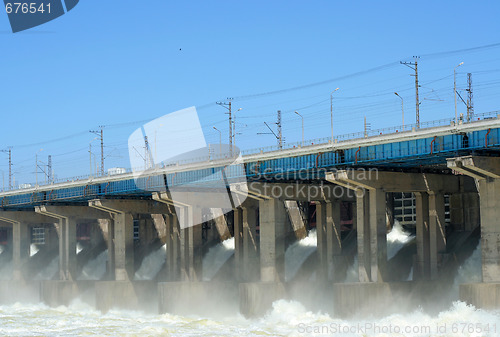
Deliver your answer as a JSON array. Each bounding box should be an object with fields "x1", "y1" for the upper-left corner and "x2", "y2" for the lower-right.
[{"x1": 1, "y1": 1, "x2": 500, "y2": 186}]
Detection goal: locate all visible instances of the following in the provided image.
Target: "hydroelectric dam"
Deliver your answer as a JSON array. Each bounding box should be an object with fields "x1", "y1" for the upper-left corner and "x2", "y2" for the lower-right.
[{"x1": 0, "y1": 113, "x2": 499, "y2": 317}]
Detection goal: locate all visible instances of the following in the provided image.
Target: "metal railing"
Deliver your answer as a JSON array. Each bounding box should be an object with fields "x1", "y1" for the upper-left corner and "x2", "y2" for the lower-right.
[{"x1": 5, "y1": 110, "x2": 499, "y2": 193}]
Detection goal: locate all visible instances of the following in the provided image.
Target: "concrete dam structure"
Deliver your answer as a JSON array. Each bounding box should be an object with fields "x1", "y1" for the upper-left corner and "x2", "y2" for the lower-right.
[{"x1": 0, "y1": 115, "x2": 499, "y2": 317}]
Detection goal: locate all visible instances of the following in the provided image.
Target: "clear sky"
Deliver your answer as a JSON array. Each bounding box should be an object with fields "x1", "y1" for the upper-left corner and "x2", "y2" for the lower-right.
[{"x1": 1, "y1": 1, "x2": 500, "y2": 186}]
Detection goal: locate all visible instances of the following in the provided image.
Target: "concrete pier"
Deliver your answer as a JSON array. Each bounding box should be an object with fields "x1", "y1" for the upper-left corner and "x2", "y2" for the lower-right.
[
  {"x1": 240, "y1": 198, "x2": 286, "y2": 317},
  {"x1": 448, "y1": 156, "x2": 500, "y2": 308}
]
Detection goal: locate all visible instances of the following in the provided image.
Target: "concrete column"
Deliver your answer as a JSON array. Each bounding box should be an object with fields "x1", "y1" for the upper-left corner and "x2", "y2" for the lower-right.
[
  {"x1": 12, "y1": 222, "x2": 30, "y2": 281},
  {"x1": 478, "y1": 178, "x2": 500, "y2": 282},
  {"x1": 56, "y1": 217, "x2": 77, "y2": 281},
  {"x1": 211, "y1": 208, "x2": 231, "y2": 241},
  {"x1": 178, "y1": 206, "x2": 202, "y2": 281},
  {"x1": 386, "y1": 192, "x2": 395, "y2": 230},
  {"x1": 114, "y1": 212, "x2": 134, "y2": 281},
  {"x1": 169, "y1": 213, "x2": 181, "y2": 281},
  {"x1": 106, "y1": 219, "x2": 115, "y2": 279},
  {"x1": 285, "y1": 201, "x2": 307, "y2": 239},
  {"x1": 151, "y1": 214, "x2": 167, "y2": 244},
  {"x1": 233, "y1": 207, "x2": 243, "y2": 281},
  {"x1": 446, "y1": 156, "x2": 500, "y2": 308},
  {"x1": 242, "y1": 205, "x2": 259, "y2": 282},
  {"x1": 428, "y1": 191, "x2": 446, "y2": 280},
  {"x1": 450, "y1": 192, "x2": 480, "y2": 232},
  {"x1": 369, "y1": 188, "x2": 387, "y2": 282},
  {"x1": 315, "y1": 202, "x2": 327, "y2": 281},
  {"x1": 415, "y1": 192, "x2": 430, "y2": 280},
  {"x1": 357, "y1": 190, "x2": 370, "y2": 282},
  {"x1": 356, "y1": 188, "x2": 387, "y2": 282},
  {"x1": 163, "y1": 214, "x2": 173, "y2": 280},
  {"x1": 326, "y1": 200, "x2": 342, "y2": 281},
  {"x1": 259, "y1": 198, "x2": 286, "y2": 282}
]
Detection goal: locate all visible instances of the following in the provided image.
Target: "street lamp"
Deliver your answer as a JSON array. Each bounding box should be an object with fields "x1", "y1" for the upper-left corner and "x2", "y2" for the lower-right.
[
  {"x1": 233, "y1": 108, "x2": 243, "y2": 148},
  {"x1": 295, "y1": 111, "x2": 304, "y2": 146},
  {"x1": 330, "y1": 87, "x2": 339, "y2": 142},
  {"x1": 394, "y1": 92, "x2": 405, "y2": 130},
  {"x1": 213, "y1": 126, "x2": 221, "y2": 155},
  {"x1": 454, "y1": 62, "x2": 464, "y2": 126}
]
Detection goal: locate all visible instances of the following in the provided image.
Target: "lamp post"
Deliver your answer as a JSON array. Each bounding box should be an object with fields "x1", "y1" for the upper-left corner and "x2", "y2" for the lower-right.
[
  {"x1": 330, "y1": 87, "x2": 339, "y2": 142},
  {"x1": 295, "y1": 111, "x2": 304, "y2": 146},
  {"x1": 213, "y1": 126, "x2": 221, "y2": 155},
  {"x1": 394, "y1": 92, "x2": 405, "y2": 130},
  {"x1": 232, "y1": 108, "x2": 243, "y2": 149},
  {"x1": 454, "y1": 62, "x2": 464, "y2": 126}
]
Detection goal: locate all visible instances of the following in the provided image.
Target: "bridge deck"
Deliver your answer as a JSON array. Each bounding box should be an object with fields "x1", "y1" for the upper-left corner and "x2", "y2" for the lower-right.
[{"x1": 1, "y1": 116, "x2": 499, "y2": 208}]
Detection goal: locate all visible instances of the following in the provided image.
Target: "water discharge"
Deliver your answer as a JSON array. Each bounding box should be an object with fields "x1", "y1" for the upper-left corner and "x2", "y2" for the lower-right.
[
  {"x1": 0, "y1": 298, "x2": 498, "y2": 336},
  {"x1": 387, "y1": 220, "x2": 414, "y2": 260},
  {"x1": 0, "y1": 224, "x2": 496, "y2": 336},
  {"x1": 285, "y1": 230, "x2": 317, "y2": 282},
  {"x1": 79, "y1": 249, "x2": 108, "y2": 281},
  {"x1": 202, "y1": 238, "x2": 235, "y2": 281},
  {"x1": 135, "y1": 245, "x2": 166, "y2": 280},
  {"x1": 34, "y1": 257, "x2": 58, "y2": 280},
  {"x1": 29, "y1": 244, "x2": 39, "y2": 257}
]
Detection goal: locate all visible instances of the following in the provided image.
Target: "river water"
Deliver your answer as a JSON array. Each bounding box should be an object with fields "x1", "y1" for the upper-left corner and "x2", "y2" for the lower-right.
[{"x1": 0, "y1": 230, "x2": 499, "y2": 336}]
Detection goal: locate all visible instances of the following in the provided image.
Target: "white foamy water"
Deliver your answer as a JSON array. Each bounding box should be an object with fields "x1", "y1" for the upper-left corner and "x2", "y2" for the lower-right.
[
  {"x1": 135, "y1": 245, "x2": 166, "y2": 280},
  {"x1": 285, "y1": 230, "x2": 317, "y2": 282},
  {"x1": 202, "y1": 237, "x2": 234, "y2": 281},
  {"x1": 387, "y1": 220, "x2": 414, "y2": 260},
  {"x1": 77, "y1": 242, "x2": 84, "y2": 255},
  {"x1": 0, "y1": 298, "x2": 499, "y2": 336},
  {"x1": 0, "y1": 245, "x2": 4, "y2": 255},
  {"x1": 34, "y1": 256, "x2": 58, "y2": 280},
  {"x1": 79, "y1": 250, "x2": 108, "y2": 281},
  {"x1": 30, "y1": 244, "x2": 39, "y2": 257}
]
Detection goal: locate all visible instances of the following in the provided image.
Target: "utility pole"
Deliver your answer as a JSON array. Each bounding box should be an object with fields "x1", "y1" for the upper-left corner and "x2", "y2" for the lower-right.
[
  {"x1": 144, "y1": 135, "x2": 154, "y2": 169},
  {"x1": 466, "y1": 73, "x2": 474, "y2": 122},
  {"x1": 277, "y1": 110, "x2": 282, "y2": 149},
  {"x1": 47, "y1": 155, "x2": 52, "y2": 183},
  {"x1": 217, "y1": 99, "x2": 242, "y2": 157},
  {"x1": 401, "y1": 57, "x2": 421, "y2": 128},
  {"x1": 90, "y1": 127, "x2": 104, "y2": 176},
  {"x1": 1, "y1": 148, "x2": 12, "y2": 190},
  {"x1": 217, "y1": 99, "x2": 233, "y2": 156},
  {"x1": 364, "y1": 116, "x2": 371, "y2": 138}
]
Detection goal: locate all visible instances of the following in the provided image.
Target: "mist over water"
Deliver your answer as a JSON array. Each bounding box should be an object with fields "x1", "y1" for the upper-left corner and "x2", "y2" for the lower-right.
[
  {"x1": 285, "y1": 230, "x2": 317, "y2": 282},
  {"x1": 80, "y1": 250, "x2": 108, "y2": 281},
  {"x1": 387, "y1": 220, "x2": 414, "y2": 260},
  {"x1": 0, "y1": 225, "x2": 497, "y2": 336},
  {"x1": 0, "y1": 261, "x2": 12, "y2": 280},
  {"x1": 34, "y1": 257, "x2": 58, "y2": 280},
  {"x1": 0, "y1": 297, "x2": 499, "y2": 336},
  {"x1": 202, "y1": 238, "x2": 234, "y2": 281},
  {"x1": 454, "y1": 243, "x2": 482, "y2": 288},
  {"x1": 135, "y1": 245, "x2": 166, "y2": 280}
]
